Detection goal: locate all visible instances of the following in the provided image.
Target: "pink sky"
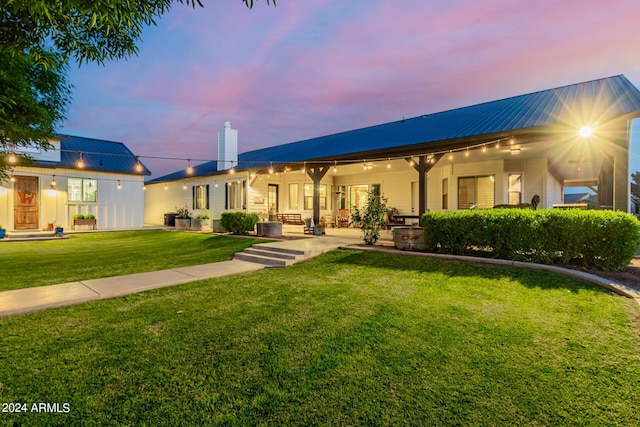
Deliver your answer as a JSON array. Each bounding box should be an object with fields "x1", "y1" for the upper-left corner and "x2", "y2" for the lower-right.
[{"x1": 62, "y1": 0, "x2": 640, "y2": 178}]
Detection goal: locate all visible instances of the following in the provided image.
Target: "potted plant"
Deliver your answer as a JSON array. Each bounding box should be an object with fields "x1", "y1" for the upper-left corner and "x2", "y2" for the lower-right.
[
  {"x1": 73, "y1": 213, "x2": 97, "y2": 229},
  {"x1": 191, "y1": 211, "x2": 212, "y2": 231},
  {"x1": 314, "y1": 216, "x2": 326, "y2": 235},
  {"x1": 0, "y1": 225, "x2": 5, "y2": 239},
  {"x1": 55, "y1": 225, "x2": 64, "y2": 237},
  {"x1": 174, "y1": 206, "x2": 191, "y2": 231}
]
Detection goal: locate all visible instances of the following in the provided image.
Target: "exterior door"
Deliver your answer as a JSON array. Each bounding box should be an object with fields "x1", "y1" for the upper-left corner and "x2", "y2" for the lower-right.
[
  {"x1": 14, "y1": 176, "x2": 39, "y2": 230},
  {"x1": 268, "y1": 184, "x2": 279, "y2": 212}
]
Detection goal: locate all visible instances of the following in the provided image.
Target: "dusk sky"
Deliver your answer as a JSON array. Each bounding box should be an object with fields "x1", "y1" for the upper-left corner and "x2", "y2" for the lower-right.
[{"x1": 62, "y1": 0, "x2": 640, "y2": 179}]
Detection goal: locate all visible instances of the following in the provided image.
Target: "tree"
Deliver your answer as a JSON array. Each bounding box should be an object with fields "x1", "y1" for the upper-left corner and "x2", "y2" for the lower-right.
[
  {"x1": 0, "y1": 0, "x2": 274, "y2": 181},
  {"x1": 0, "y1": 50, "x2": 72, "y2": 182},
  {"x1": 349, "y1": 191, "x2": 390, "y2": 245},
  {"x1": 1, "y1": 0, "x2": 275, "y2": 65}
]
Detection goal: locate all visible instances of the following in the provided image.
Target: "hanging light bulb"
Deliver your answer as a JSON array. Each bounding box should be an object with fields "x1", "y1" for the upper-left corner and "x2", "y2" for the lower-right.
[
  {"x1": 135, "y1": 157, "x2": 143, "y2": 172},
  {"x1": 387, "y1": 158, "x2": 391, "y2": 169},
  {"x1": 10, "y1": 174, "x2": 15, "y2": 182},
  {"x1": 495, "y1": 142, "x2": 500, "y2": 149},
  {"x1": 186, "y1": 160, "x2": 194, "y2": 175},
  {"x1": 301, "y1": 163, "x2": 306, "y2": 174},
  {"x1": 482, "y1": 145, "x2": 487, "y2": 153},
  {"x1": 143, "y1": 184, "x2": 147, "y2": 191},
  {"x1": 8, "y1": 153, "x2": 17, "y2": 164},
  {"x1": 363, "y1": 160, "x2": 367, "y2": 171},
  {"x1": 76, "y1": 152, "x2": 85, "y2": 168},
  {"x1": 269, "y1": 162, "x2": 274, "y2": 174},
  {"x1": 465, "y1": 148, "x2": 469, "y2": 157},
  {"x1": 408, "y1": 158, "x2": 414, "y2": 167},
  {"x1": 229, "y1": 161, "x2": 235, "y2": 174},
  {"x1": 117, "y1": 180, "x2": 122, "y2": 190},
  {"x1": 214, "y1": 181, "x2": 218, "y2": 188},
  {"x1": 448, "y1": 151, "x2": 453, "y2": 161},
  {"x1": 50, "y1": 175, "x2": 57, "y2": 188},
  {"x1": 509, "y1": 137, "x2": 515, "y2": 145},
  {"x1": 164, "y1": 183, "x2": 168, "y2": 190},
  {"x1": 333, "y1": 161, "x2": 337, "y2": 173}
]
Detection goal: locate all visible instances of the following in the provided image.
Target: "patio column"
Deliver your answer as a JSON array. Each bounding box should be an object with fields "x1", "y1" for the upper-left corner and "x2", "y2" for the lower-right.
[
  {"x1": 407, "y1": 154, "x2": 443, "y2": 216},
  {"x1": 307, "y1": 164, "x2": 330, "y2": 225}
]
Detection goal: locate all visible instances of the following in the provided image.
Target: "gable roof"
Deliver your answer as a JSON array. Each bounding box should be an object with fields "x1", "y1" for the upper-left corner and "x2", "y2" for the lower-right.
[
  {"x1": 150, "y1": 74, "x2": 640, "y2": 183},
  {"x1": 34, "y1": 134, "x2": 151, "y2": 175}
]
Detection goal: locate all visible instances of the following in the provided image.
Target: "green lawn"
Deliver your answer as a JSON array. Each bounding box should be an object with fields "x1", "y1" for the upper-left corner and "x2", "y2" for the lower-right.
[
  {"x1": 0, "y1": 230, "x2": 268, "y2": 292},
  {"x1": 1, "y1": 250, "x2": 639, "y2": 426}
]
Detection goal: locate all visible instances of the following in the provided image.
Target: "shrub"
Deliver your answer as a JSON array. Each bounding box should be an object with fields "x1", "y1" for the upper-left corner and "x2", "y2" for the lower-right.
[
  {"x1": 85, "y1": 214, "x2": 95, "y2": 220},
  {"x1": 73, "y1": 214, "x2": 85, "y2": 220},
  {"x1": 421, "y1": 209, "x2": 640, "y2": 271},
  {"x1": 220, "y1": 212, "x2": 259, "y2": 235}
]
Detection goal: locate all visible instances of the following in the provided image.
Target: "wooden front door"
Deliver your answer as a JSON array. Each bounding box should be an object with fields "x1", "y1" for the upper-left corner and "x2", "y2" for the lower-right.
[{"x1": 14, "y1": 176, "x2": 39, "y2": 230}]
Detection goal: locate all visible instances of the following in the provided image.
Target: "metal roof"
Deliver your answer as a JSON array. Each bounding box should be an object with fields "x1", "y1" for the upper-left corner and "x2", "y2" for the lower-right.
[
  {"x1": 151, "y1": 74, "x2": 640, "y2": 182},
  {"x1": 35, "y1": 134, "x2": 151, "y2": 175}
]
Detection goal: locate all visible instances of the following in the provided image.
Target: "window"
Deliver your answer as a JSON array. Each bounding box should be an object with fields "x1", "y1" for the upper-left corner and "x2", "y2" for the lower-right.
[
  {"x1": 337, "y1": 185, "x2": 346, "y2": 209},
  {"x1": 304, "y1": 184, "x2": 327, "y2": 210},
  {"x1": 289, "y1": 184, "x2": 299, "y2": 210},
  {"x1": 508, "y1": 174, "x2": 522, "y2": 205},
  {"x1": 442, "y1": 178, "x2": 448, "y2": 210},
  {"x1": 458, "y1": 175, "x2": 494, "y2": 209},
  {"x1": 192, "y1": 185, "x2": 209, "y2": 209},
  {"x1": 226, "y1": 181, "x2": 245, "y2": 210},
  {"x1": 68, "y1": 178, "x2": 97, "y2": 202},
  {"x1": 349, "y1": 184, "x2": 369, "y2": 209}
]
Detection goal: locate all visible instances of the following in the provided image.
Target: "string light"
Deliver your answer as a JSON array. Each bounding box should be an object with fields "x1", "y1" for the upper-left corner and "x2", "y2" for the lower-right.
[
  {"x1": 448, "y1": 151, "x2": 453, "y2": 161},
  {"x1": 387, "y1": 158, "x2": 391, "y2": 169},
  {"x1": 186, "y1": 160, "x2": 194, "y2": 175},
  {"x1": 482, "y1": 145, "x2": 487, "y2": 153},
  {"x1": 77, "y1": 151, "x2": 84, "y2": 168},
  {"x1": 465, "y1": 148, "x2": 469, "y2": 157},
  {"x1": 135, "y1": 157, "x2": 143, "y2": 172},
  {"x1": 301, "y1": 162, "x2": 306, "y2": 174},
  {"x1": 117, "y1": 180, "x2": 122, "y2": 190},
  {"x1": 10, "y1": 174, "x2": 15, "y2": 182},
  {"x1": 8, "y1": 153, "x2": 16, "y2": 164},
  {"x1": 333, "y1": 161, "x2": 337, "y2": 173},
  {"x1": 164, "y1": 183, "x2": 168, "y2": 190},
  {"x1": 408, "y1": 158, "x2": 414, "y2": 167},
  {"x1": 269, "y1": 162, "x2": 274, "y2": 174},
  {"x1": 50, "y1": 175, "x2": 56, "y2": 187},
  {"x1": 143, "y1": 184, "x2": 147, "y2": 190}
]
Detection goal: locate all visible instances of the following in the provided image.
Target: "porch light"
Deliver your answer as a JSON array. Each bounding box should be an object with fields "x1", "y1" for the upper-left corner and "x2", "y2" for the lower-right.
[
  {"x1": 387, "y1": 158, "x2": 391, "y2": 169},
  {"x1": 579, "y1": 126, "x2": 593, "y2": 137},
  {"x1": 269, "y1": 162, "x2": 274, "y2": 174},
  {"x1": 511, "y1": 147, "x2": 521, "y2": 155},
  {"x1": 51, "y1": 175, "x2": 56, "y2": 187},
  {"x1": 465, "y1": 148, "x2": 469, "y2": 157},
  {"x1": 301, "y1": 163, "x2": 306, "y2": 174},
  {"x1": 408, "y1": 158, "x2": 414, "y2": 167},
  {"x1": 495, "y1": 142, "x2": 500, "y2": 149},
  {"x1": 186, "y1": 160, "x2": 194, "y2": 175},
  {"x1": 482, "y1": 145, "x2": 487, "y2": 153},
  {"x1": 333, "y1": 161, "x2": 337, "y2": 173},
  {"x1": 10, "y1": 174, "x2": 15, "y2": 182},
  {"x1": 8, "y1": 153, "x2": 16, "y2": 163},
  {"x1": 448, "y1": 151, "x2": 453, "y2": 161},
  {"x1": 117, "y1": 180, "x2": 122, "y2": 190},
  {"x1": 214, "y1": 181, "x2": 218, "y2": 188}
]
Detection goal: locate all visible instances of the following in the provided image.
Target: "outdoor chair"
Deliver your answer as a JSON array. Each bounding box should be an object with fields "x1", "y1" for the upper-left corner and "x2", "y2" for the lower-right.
[{"x1": 337, "y1": 209, "x2": 349, "y2": 228}]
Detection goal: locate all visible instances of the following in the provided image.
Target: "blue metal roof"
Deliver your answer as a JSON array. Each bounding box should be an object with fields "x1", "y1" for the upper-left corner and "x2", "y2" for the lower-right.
[
  {"x1": 35, "y1": 134, "x2": 151, "y2": 175},
  {"x1": 151, "y1": 75, "x2": 640, "y2": 182}
]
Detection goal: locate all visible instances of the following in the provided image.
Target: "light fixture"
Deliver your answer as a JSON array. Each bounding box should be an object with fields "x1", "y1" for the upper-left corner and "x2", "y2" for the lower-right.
[
  {"x1": 333, "y1": 161, "x2": 337, "y2": 173},
  {"x1": 51, "y1": 175, "x2": 56, "y2": 187},
  {"x1": 135, "y1": 157, "x2": 143, "y2": 172},
  {"x1": 465, "y1": 148, "x2": 469, "y2": 157},
  {"x1": 269, "y1": 162, "x2": 274, "y2": 174},
  {"x1": 482, "y1": 145, "x2": 487, "y2": 153},
  {"x1": 143, "y1": 185, "x2": 147, "y2": 191},
  {"x1": 214, "y1": 181, "x2": 218, "y2": 188},
  {"x1": 509, "y1": 137, "x2": 515, "y2": 145},
  {"x1": 117, "y1": 180, "x2": 122, "y2": 189},
  {"x1": 387, "y1": 158, "x2": 391, "y2": 169},
  {"x1": 186, "y1": 160, "x2": 194, "y2": 175},
  {"x1": 182, "y1": 183, "x2": 187, "y2": 190},
  {"x1": 164, "y1": 183, "x2": 168, "y2": 190},
  {"x1": 510, "y1": 147, "x2": 521, "y2": 155},
  {"x1": 229, "y1": 161, "x2": 235, "y2": 174},
  {"x1": 77, "y1": 151, "x2": 84, "y2": 168},
  {"x1": 448, "y1": 151, "x2": 453, "y2": 161},
  {"x1": 495, "y1": 142, "x2": 500, "y2": 149},
  {"x1": 10, "y1": 174, "x2": 15, "y2": 182},
  {"x1": 363, "y1": 161, "x2": 367, "y2": 171},
  {"x1": 8, "y1": 153, "x2": 16, "y2": 164},
  {"x1": 580, "y1": 126, "x2": 594, "y2": 137},
  {"x1": 408, "y1": 158, "x2": 414, "y2": 167}
]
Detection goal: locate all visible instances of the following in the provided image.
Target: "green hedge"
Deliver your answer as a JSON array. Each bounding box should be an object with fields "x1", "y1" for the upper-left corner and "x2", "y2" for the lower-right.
[
  {"x1": 220, "y1": 212, "x2": 259, "y2": 235},
  {"x1": 420, "y1": 209, "x2": 640, "y2": 271}
]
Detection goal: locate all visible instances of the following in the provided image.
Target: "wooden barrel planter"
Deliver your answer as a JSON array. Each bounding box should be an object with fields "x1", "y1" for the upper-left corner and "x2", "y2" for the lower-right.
[
  {"x1": 393, "y1": 227, "x2": 426, "y2": 251},
  {"x1": 256, "y1": 221, "x2": 283, "y2": 238}
]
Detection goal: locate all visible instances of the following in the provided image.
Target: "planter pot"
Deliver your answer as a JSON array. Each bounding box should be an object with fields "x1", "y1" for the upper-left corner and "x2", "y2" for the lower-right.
[
  {"x1": 0, "y1": 229, "x2": 6, "y2": 239},
  {"x1": 211, "y1": 219, "x2": 225, "y2": 232},
  {"x1": 393, "y1": 227, "x2": 426, "y2": 251},
  {"x1": 174, "y1": 218, "x2": 191, "y2": 231},
  {"x1": 313, "y1": 226, "x2": 325, "y2": 236},
  {"x1": 191, "y1": 218, "x2": 212, "y2": 231},
  {"x1": 55, "y1": 227, "x2": 64, "y2": 237},
  {"x1": 256, "y1": 221, "x2": 283, "y2": 237}
]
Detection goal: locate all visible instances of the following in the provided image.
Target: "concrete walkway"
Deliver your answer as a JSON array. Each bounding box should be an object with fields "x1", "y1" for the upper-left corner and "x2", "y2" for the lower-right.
[
  {"x1": 0, "y1": 231, "x2": 364, "y2": 317},
  {"x1": 1, "y1": 227, "x2": 639, "y2": 317}
]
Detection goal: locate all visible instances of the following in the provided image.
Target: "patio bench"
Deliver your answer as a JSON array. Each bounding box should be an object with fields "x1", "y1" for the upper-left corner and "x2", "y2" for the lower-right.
[{"x1": 276, "y1": 213, "x2": 305, "y2": 225}]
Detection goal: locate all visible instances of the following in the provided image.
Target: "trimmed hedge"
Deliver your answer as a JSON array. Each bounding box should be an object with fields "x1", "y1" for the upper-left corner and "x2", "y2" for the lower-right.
[
  {"x1": 220, "y1": 212, "x2": 259, "y2": 235},
  {"x1": 420, "y1": 209, "x2": 640, "y2": 271}
]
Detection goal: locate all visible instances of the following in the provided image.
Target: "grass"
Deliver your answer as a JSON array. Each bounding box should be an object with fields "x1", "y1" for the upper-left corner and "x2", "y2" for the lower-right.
[
  {"x1": 1, "y1": 250, "x2": 639, "y2": 426},
  {"x1": 0, "y1": 230, "x2": 268, "y2": 292}
]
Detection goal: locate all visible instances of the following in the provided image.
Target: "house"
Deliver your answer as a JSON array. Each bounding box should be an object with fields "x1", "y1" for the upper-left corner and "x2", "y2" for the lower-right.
[
  {"x1": 144, "y1": 75, "x2": 640, "y2": 226},
  {"x1": 0, "y1": 135, "x2": 150, "y2": 232}
]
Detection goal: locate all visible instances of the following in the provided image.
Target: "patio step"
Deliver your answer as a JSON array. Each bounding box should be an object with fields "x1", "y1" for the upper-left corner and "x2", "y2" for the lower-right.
[{"x1": 233, "y1": 245, "x2": 306, "y2": 267}]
